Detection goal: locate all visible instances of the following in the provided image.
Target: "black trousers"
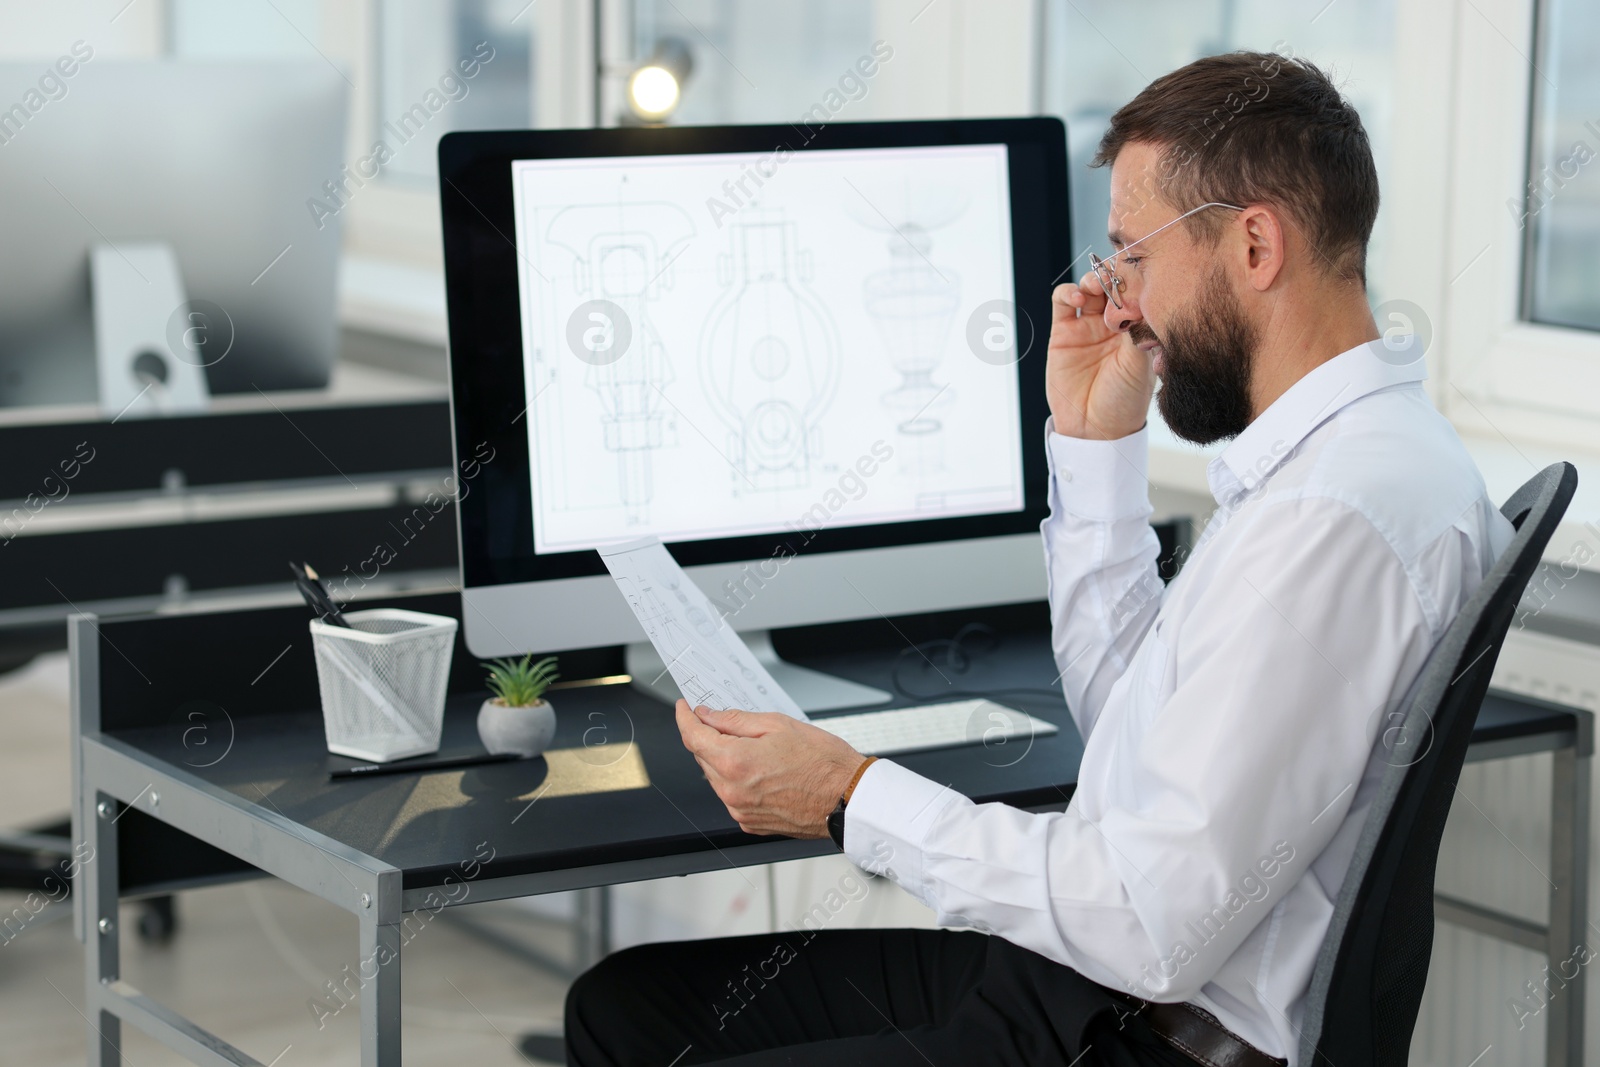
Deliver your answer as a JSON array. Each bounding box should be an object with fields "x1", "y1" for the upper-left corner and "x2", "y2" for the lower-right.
[{"x1": 565, "y1": 927, "x2": 1200, "y2": 1067}]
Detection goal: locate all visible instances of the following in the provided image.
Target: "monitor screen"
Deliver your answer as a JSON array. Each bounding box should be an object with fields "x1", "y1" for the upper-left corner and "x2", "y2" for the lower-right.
[
  {"x1": 440, "y1": 119, "x2": 1065, "y2": 596},
  {"x1": 508, "y1": 144, "x2": 1025, "y2": 556}
]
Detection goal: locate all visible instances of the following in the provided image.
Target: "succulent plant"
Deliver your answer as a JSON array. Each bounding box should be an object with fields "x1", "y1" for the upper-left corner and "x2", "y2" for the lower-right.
[{"x1": 483, "y1": 654, "x2": 559, "y2": 707}]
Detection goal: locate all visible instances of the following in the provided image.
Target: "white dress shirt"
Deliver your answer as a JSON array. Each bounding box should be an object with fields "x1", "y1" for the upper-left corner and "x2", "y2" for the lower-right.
[{"x1": 843, "y1": 340, "x2": 1515, "y2": 1063}]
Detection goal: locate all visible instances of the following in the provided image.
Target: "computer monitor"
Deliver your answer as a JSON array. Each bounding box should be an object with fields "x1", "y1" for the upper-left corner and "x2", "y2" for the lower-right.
[
  {"x1": 0, "y1": 61, "x2": 346, "y2": 408},
  {"x1": 441, "y1": 118, "x2": 1068, "y2": 710}
]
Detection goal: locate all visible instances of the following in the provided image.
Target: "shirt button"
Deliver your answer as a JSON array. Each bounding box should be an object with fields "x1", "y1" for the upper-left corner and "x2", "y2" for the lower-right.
[{"x1": 1060, "y1": 468, "x2": 1073, "y2": 482}]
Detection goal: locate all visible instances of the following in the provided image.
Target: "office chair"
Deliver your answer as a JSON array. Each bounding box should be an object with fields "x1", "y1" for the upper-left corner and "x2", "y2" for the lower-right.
[{"x1": 1297, "y1": 462, "x2": 1578, "y2": 1066}]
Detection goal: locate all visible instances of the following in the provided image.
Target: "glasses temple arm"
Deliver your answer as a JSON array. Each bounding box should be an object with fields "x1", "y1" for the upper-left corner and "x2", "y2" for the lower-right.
[{"x1": 1100, "y1": 201, "x2": 1247, "y2": 265}]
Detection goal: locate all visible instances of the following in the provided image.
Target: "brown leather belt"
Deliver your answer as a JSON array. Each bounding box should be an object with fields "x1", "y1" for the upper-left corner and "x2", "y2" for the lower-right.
[{"x1": 1109, "y1": 992, "x2": 1287, "y2": 1067}]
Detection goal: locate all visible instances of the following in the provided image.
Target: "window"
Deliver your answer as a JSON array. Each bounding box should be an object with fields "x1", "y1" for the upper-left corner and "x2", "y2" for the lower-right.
[
  {"x1": 1433, "y1": 0, "x2": 1600, "y2": 440},
  {"x1": 169, "y1": 0, "x2": 323, "y2": 59},
  {"x1": 1040, "y1": 0, "x2": 1398, "y2": 302},
  {"x1": 605, "y1": 0, "x2": 876, "y2": 127},
  {"x1": 377, "y1": 0, "x2": 534, "y2": 184},
  {"x1": 1521, "y1": 0, "x2": 1600, "y2": 332},
  {"x1": 172, "y1": 0, "x2": 535, "y2": 187}
]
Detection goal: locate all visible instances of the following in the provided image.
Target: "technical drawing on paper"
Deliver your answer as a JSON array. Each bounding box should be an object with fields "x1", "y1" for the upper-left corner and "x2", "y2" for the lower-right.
[
  {"x1": 544, "y1": 202, "x2": 697, "y2": 522},
  {"x1": 598, "y1": 539, "x2": 807, "y2": 720},
  {"x1": 848, "y1": 183, "x2": 971, "y2": 435},
  {"x1": 698, "y1": 215, "x2": 841, "y2": 492}
]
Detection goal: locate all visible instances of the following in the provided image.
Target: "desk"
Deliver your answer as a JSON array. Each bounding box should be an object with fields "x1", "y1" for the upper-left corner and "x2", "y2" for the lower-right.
[
  {"x1": 0, "y1": 368, "x2": 455, "y2": 640},
  {"x1": 70, "y1": 595, "x2": 1591, "y2": 1067},
  {"x1": 3, "y1": 368, "x2": 456, "y2": 936},
  {"x1": 69, "y1": 595, "x2": 1083, "y2": 1066},
  {"x1": 1439, "y1": 690, "x2": 1593, "y2": 1067}
]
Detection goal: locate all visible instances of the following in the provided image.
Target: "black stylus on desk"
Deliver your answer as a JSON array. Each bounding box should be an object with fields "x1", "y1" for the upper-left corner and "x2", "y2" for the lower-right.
[{"x1": 329, "y1": 751, "x2": 521, "y2": 780}]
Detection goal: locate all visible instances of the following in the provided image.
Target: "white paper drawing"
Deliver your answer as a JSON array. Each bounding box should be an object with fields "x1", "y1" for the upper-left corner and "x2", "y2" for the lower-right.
[{"x1": 598, "y1": 538, "x2": 808, "y2": 720}]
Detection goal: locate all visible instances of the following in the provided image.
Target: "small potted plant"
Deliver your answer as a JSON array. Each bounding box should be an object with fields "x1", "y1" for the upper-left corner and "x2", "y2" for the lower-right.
[{"x1": 478, "y1": 654, "x2": 559, "y2": 758}]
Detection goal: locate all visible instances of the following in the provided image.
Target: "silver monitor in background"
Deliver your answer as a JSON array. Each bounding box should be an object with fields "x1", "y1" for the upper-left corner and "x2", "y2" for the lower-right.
[{"x1": 0, "y1": 61, "x2": 346, "y2": 408}]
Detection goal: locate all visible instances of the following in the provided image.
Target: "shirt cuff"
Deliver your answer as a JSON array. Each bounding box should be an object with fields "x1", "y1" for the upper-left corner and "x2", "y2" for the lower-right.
[
  {"x1": 841, "y1": 759, "x2": 965, "y2": 896},
  {"x1": 1044, "y1": 416, "x2": 1151, "y2": 522}
]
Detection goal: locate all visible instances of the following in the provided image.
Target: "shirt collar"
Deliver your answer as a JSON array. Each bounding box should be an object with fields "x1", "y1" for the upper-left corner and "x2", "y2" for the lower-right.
[{"x1": 1206, "y1": 340, "x2": 1428, "y2": 507}]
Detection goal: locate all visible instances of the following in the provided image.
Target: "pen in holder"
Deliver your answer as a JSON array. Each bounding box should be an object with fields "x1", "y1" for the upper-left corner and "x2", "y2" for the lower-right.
[{"x1": 310, "y1": 609, "x2": 458, "y2": 762}]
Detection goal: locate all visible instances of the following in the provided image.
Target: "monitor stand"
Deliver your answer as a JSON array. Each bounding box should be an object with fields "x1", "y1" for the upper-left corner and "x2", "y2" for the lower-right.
[
  {"x1": 91, "y1": 242, "x2": 211, "y2": 418},
  {"x1": 625, "y1": 631, "x2": 892, "y2": 713}
]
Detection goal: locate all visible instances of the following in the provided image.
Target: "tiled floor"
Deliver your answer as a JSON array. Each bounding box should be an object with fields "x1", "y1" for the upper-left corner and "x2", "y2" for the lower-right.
[
  {"x1": 1, "y1": 881, "x2": 573, "y2": 1066},
  {"x1": 0, "y1": 654, "x2": 571, "y2": 1066},
  {"x1": 0, "y1": 651, "x2": 940, "y2": 1066}
]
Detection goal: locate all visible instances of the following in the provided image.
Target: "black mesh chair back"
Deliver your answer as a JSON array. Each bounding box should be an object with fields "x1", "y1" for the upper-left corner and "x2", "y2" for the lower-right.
[{"x1": 1298, "y1": 462, "x2": 1577, "y2": 1066}]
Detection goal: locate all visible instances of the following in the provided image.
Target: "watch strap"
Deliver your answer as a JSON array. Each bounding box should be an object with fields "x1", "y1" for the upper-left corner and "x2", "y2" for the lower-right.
[
  {"x1": 842, "y1": 756, "x2": 878, "y2": 802},
  {"x1": 828, "y1": 756, "x2": 879, "y2": 850}
]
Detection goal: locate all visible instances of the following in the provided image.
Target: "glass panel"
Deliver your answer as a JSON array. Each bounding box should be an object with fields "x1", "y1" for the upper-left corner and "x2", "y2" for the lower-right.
[
  {"x1": 170, "y1": 0, "x2": 324, "y2": 59},
  {"x1": 620, "y1": 0, "x2": 874, "y2": 125},
  {"x1": 1523, "y1": 0, "x2": 1600, "y2": 332},
  {"x1": 378, "y1": 0, "x2": 534, "y2": 184},
  {"x1": 1040, "y1": 0, "x2": 1397, "y2": 301}
]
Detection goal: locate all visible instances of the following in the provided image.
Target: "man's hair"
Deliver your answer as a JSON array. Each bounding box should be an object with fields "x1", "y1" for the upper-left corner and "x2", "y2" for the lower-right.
[{"x1": 1092, "y1": 51, "x2": 1379, "y2": 285}]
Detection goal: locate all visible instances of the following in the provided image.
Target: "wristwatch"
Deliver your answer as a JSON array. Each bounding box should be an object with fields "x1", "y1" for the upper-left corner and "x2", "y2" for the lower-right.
[{"x1": 826, "y1": 756, "x2": 879, "y2": 850}]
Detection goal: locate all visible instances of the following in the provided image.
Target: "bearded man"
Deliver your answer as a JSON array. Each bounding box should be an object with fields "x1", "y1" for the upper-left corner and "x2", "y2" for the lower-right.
[{"x1": 565, "y1": 51, "x2": 1512, "y2": 1067}]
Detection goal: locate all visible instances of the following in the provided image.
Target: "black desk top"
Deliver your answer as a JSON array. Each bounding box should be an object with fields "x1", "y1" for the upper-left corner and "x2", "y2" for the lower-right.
[
  {"x1": 0, "y1": 396, "x2": 450, "y2": 500},
  {"x1": 88, "y1": 595, "x2": 1588, "y2": 895},
  {"x1": 1472, "y1": 690, "x2": 1589, "y2": 748},
  {"x1": 95, "y1": 601, "x2": 1085, "y2": 893}
]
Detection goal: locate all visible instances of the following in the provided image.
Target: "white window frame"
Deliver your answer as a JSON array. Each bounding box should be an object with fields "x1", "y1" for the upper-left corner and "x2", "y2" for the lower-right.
[
  {"x1": 339, "y1": 0, "x2": 1036, "y2": 341},
  {"x1": 1431, "y1": 0, "x2": 1600, "y2": 453},
  {"x1": 337, "y1": 0, "x2": 591, "y2": 340}
]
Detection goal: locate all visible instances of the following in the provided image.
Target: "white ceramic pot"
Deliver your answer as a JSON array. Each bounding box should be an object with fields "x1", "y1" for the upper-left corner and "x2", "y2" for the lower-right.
[{"x1": 477, "y1": 698, "x2": 557, "y2": 757}]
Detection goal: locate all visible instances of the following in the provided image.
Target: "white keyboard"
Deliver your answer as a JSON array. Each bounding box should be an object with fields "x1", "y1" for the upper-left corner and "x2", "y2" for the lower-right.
[{"x1": 812, "y1": 699, "x2": 1058, "y2": 757}]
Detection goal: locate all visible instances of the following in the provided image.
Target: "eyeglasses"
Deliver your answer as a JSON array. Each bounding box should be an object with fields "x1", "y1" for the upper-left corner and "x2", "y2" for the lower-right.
[{"x1": 1088, "y1": 201, "x2": 1246, "y2": 310}]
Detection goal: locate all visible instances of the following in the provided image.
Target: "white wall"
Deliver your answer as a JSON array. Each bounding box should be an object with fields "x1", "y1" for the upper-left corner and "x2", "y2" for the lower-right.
[{"x1": 0, "y1": 0, "x2": 164, "y2": 59}]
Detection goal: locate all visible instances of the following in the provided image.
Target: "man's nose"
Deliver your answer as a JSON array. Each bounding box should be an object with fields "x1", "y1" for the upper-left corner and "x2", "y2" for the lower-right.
[{"x1": 1103, "y1": 289, "x2": 1140, "y2": 334}]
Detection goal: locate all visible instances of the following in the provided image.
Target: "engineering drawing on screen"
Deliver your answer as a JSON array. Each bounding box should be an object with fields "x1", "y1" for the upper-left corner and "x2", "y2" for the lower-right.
[
  {"x1": 850, "y1": 180, "x2": 971, "y2": 436},
  {"x1": 544, "y1": 201, "x2": 696, "y2": 523},
  {"x1": 511, "y1": 145, "x2": 1026, "y2": 555},
  {"x1": 701, "y1": 216, "x2": 840, "y2": 492}
]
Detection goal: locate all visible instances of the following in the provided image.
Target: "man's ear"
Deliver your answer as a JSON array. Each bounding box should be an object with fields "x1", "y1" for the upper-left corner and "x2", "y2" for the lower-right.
[{"x1": 1238, "y1": 206, "x2": 1287, "y2": 292}]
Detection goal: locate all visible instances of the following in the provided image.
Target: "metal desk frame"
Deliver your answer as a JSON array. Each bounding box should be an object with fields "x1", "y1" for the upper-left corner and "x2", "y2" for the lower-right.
[
  {"x1": 1433, "y1": 701, "x2": 1593, "y2": 1066},
  {"x1": 69, "y1": 613, "x2": 927, "y2": 1066},
  {"x1": 72, "y1": 616, "x2": 1592, "y2": 1067}
]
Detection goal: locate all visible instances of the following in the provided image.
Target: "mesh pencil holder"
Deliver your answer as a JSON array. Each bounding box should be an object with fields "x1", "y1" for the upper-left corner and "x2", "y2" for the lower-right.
[{"x1": 310, "y1": 609, "x2": 458, "y2": 762}]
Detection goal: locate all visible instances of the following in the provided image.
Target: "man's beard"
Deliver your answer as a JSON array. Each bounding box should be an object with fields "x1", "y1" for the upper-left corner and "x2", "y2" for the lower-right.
[{"x1": 1136, "y1": 267, "x2": 1258, "y2": 446}]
